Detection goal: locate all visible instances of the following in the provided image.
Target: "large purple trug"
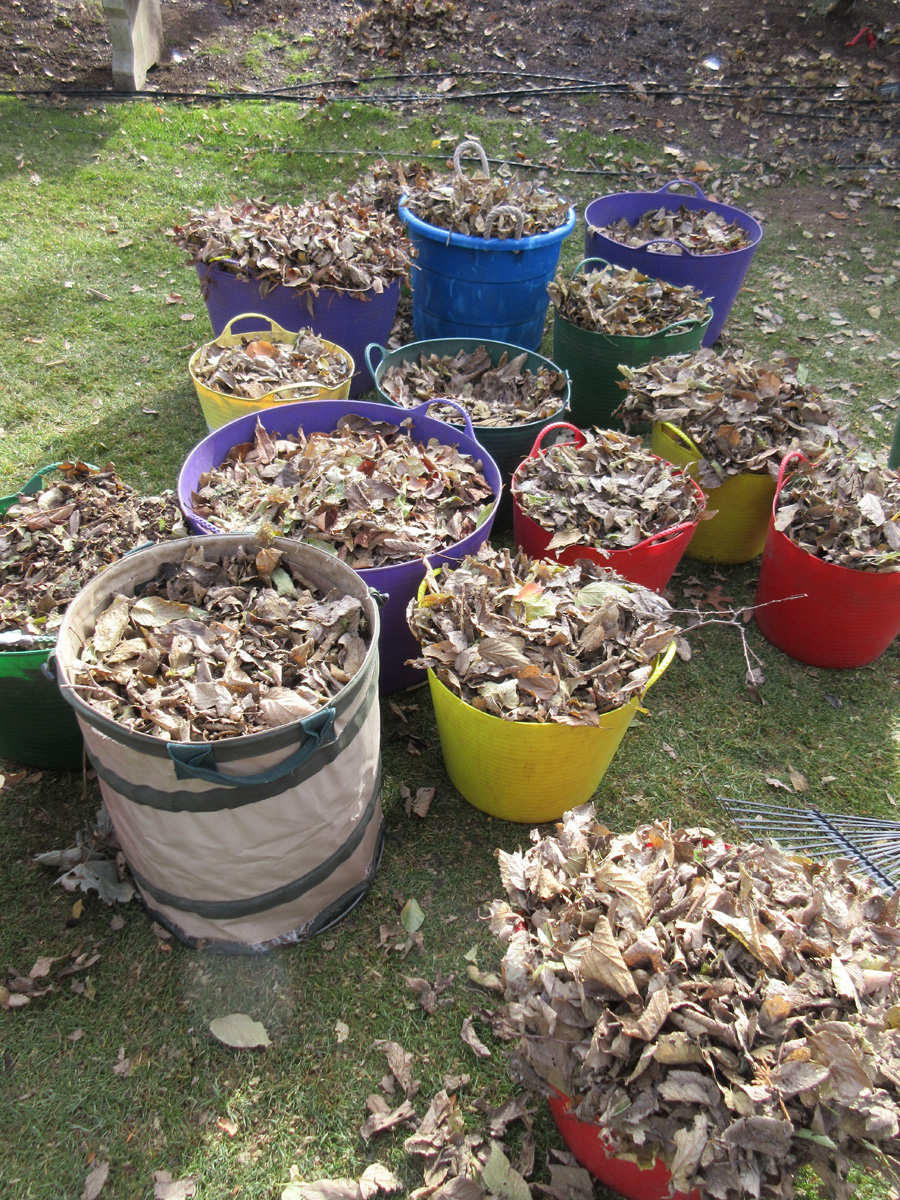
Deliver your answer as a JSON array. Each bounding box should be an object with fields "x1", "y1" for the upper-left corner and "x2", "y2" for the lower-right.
[
  {"x1": 177, "y1": 399, "x2": 502, "y2": 695},
  {"x1": 583, "y1": 181, "x2": 763, "y2": 346},
  {"x1": 196, "y1": 263, "x2": 401, "y2": 397}
]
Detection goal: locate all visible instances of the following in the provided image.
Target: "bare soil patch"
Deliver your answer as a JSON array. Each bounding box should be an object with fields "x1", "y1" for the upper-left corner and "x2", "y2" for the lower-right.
[{"x1": 1, "y1": 0, "x2": 898, "y2": 173}]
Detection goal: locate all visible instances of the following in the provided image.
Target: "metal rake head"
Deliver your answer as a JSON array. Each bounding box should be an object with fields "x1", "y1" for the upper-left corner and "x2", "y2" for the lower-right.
[{"x1": 720, "y1": 796, "x2": 900, "y2": 893}]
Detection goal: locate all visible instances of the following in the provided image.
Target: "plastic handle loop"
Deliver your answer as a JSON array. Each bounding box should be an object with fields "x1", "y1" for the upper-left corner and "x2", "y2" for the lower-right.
[
  {"x1": 644, "y1": 639, "x2": 677, "y2": 692},
  {"x1": 773, "y1": 449, "x2": 809, "y2": 516},
  {"x1": 167, "y1": 705, "x2": 336, "y2": 786},
  {"x1": 528, "y1": 421, "x2": 585, "y2": 459},
  {"x1": 572, "y1": 256, "x2": 613, "y2": 277},
  {"x1": 364, "y1": 342, "x2": 387, "y2": 382},
  {"x1": 657, "y1": 179, "x2": 706, "y2": 200},
  {"x1": 270, "y1": 381, "x2": 326, "y2": 403},
  {"x1": 217, "y1": 312, "x2": 288, "y2": 339},
  {"x1": 452, "y1": 138, "x2": 490, "y2": 177},
  {"x1": 368, "y1": 588, "x2": 389, "y2": 609},
  {"x1": 41, "y1": 651, "x2": 60, "y2": 682},
  {"x1": 484, "y1": 204, "x2": 525, "y2": 240},
  {"x1": 657, "y1": 421, "x2": 702, "y2": 459},
  {"x1": 410, "y1": 397, "x2": 477, "y2": 442},
  {"x1": 1, "y1": 460, "x2": 101, "y2": 516},
  {"x1": 639, "y1": 237, "x2": 697, "y2": 258}
]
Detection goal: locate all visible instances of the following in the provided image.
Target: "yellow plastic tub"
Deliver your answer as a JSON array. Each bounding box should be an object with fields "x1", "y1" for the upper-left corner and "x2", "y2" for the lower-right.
[
  {"x1": 650, "y1": 421, "x2": 776, "y2": 564},
  {"x1": 427, "y1": 642, "x2": 675, "y2": 823},
  {"x1": 189, "y1": 313, "x2": 354, "y2": 431}
]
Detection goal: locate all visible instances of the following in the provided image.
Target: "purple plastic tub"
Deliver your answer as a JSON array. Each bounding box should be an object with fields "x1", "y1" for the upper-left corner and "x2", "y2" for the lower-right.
[
  {"x1": 196, "y1": 263, "x2": 402, "y2": 397},
  {"x1": 583, "y1": 180, "x2": 763, "y2": 345},
  {"x1": 177, "y1": 399, "x2": 502, "y2": 694}
]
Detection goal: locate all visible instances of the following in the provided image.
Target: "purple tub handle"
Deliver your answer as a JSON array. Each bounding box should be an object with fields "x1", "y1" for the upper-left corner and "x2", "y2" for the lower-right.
[
  {"x1": 656, "y1": 179, "x2": 707, "y2": 200},
  {"x1": 364, "y1": 342, "x2": 387, "y2": 383},
  {"x1": 639, "y1": 237, "x2": 699, "y2": 258},
  {"x1": 408, "y1": 398, "x2": 477, "y2": 442}
]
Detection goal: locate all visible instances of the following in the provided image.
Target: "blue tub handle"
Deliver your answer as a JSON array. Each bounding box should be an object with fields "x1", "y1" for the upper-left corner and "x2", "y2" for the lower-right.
[
  {"x1": 364, "y1": 343, "x2": 387, "y2": 385},
  {"x1": 408, "y1": 398, "x2": 476, "y2": 442},
  {"x1": 166, "y1": 705, "x2": 337, "y2": 786},
  {"x1": 656, "y1": 179, "x2": 707, "y2": 200}
]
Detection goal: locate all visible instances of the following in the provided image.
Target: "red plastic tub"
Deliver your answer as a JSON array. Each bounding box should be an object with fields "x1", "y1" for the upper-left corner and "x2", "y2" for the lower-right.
[
  {"x1": 754, "y1": 451, "x2": 900, "y2": 668},
  {"x1": 512, "y1": 423, "x2": 705, "y2": 593},
  {"x1": 548, "y1": 1092, "x2": 701, "y2": 1200}
]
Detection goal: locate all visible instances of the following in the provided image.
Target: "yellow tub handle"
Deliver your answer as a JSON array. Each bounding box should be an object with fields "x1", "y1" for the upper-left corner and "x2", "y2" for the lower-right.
[
  {"x1": 656, "y1": 421, "x2": 701, "y2": 458},
  {"x1": 644, "y1": 639, "x2": 677, "y2": 692},
  {"x1": 215, "y1": 312, "x2": 299, "y2": 343}
]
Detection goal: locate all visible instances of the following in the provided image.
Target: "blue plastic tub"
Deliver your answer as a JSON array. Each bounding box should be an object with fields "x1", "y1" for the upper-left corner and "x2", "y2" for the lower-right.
[
  {"x1": 399, "y1": 201, "x2": 576, "y2": 350},
  {"x1": 583, "y1": 181, "x2": 762, "y2": 346},
  {"x1": 177, "y1": 399, "x2": 502, "y2": 694}
]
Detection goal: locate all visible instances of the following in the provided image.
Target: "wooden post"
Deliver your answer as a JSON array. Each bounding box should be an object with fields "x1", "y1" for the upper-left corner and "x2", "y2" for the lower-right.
[{"x1": 101, "y1": 0, "x2": 163, "y2": 91}]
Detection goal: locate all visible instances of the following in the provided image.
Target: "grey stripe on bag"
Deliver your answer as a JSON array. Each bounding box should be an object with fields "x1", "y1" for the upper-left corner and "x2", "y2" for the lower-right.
[
  {"x1": 89, "y1": 679, "x2": 377, "y2": 812},
  {"x1": 129, "y1": 772, "x2": 382, "y2": 919}
]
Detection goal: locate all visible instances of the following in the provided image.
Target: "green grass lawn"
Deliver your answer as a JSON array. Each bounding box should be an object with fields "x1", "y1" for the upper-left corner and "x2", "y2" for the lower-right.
[{"x1": 1, "y1": 93, "x2": 899, "y2": 1200}]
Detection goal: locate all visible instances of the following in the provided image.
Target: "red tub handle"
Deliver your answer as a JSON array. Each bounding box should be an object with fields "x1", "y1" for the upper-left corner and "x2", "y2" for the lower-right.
[
  {"x1": 526, "y1": 421, "x2": 586, "y2": 460},
  {"x1": 773, "y1": 449, "x2": 810, "y2": 515},
  {"x1": 655, "y1": 179, "x2": 707, "y2": 200}
]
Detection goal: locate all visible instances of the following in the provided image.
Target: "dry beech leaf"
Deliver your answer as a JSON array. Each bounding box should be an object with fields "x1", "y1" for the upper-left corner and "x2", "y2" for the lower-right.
[
  {"x1": 152, "y1": 1172, "x2": 199, "y2": 1200},
  {"x1": 460, "y1": 1016, "x2": 492, "y2": 1059},
  {"x1": 81, "y1": 1160, "x2": 110, "y2": 1200},
  {"x1": 209, "y1": 1013, "x2": 272, "y2": 1049}
]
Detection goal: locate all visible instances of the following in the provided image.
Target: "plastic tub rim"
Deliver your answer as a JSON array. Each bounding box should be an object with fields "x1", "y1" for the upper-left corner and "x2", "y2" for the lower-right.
[{"x1": 399, "y1": 199, "x2": 577, "y2": 252}]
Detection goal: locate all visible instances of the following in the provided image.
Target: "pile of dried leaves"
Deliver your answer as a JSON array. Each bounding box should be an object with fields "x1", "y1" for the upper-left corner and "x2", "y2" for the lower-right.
[
  {"x1": 548, "y1": 264, "x2": 710, "y2": 336},
  {"x1": 168, "y1": 196, "x2": 409, "y2": 296},
  {"x1": 379, "y1": 345, "x2": 567, "y2": 428},
  {"x1": 513, "y1": 429, "x2": 704, "y2": 551},
  {"x1": 775, "y1": 449, "x2": 900, "y2": 571},
  {"x1": 346, "y1": 0, "x2": 471, "y2": 58},
  {"x1": 192, "y1": 328, "x2": 351, "y2": 399},
  {"x1": 188, "y1": 415, "x2": 496, "y2": 568},
  {"x1": 490, "y1": 808, "x2": 900, "y2": 1200},
  {"x1": 344, "y1": 159, "x2": 428, "y2": 215},
  {"x1": 615, "y1": 348, "x2": 845, "y2": 488},
  {"x1": 69, "y1": 540, "x2": 371, "y2": 741},
  {"x1": 400, "y1": 156, "x2": 570, "y2": 239},
  {"x1": 406, "y1": 547, "x2": 678, "y2": 723},
  {"x1": 594, "y1": 204, "x2": 754, "y2": 255},
  {"x1": 0, "y1": 463, "x2": 187, "y2": 641}
]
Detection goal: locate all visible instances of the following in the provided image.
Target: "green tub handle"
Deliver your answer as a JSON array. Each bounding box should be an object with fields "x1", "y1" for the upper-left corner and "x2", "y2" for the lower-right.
[
  {"x1": 571, "y1": 256, "x2": 614, "y2": 278},
  {"x1": 166, "y1": 705, "x2": 337, "y2": 786},
  {"x1": 364, "y1": 342, "x2": 388, "y2": 386},
  {"x1": 368, "y1": 588, "x2": 389, "y2": 609},
  {"x1": 0, "y1": 460, "x2": 103, "y2": 515}
]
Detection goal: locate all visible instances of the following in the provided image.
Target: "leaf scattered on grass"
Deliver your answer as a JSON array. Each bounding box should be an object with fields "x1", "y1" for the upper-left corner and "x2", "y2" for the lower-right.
[
  {"x1": 81, "y1": 1159, "x2": 109, "y2": 1200},
  {"x1": 152, "y1": 1171, "x2": 199, "y2": 1200},
  {"x1": 401, "y1": 898, "x2": 425, "y2": 934},
  {"x1": 209, "y1": 1013, "x2": 272, "y2": 1049}
]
